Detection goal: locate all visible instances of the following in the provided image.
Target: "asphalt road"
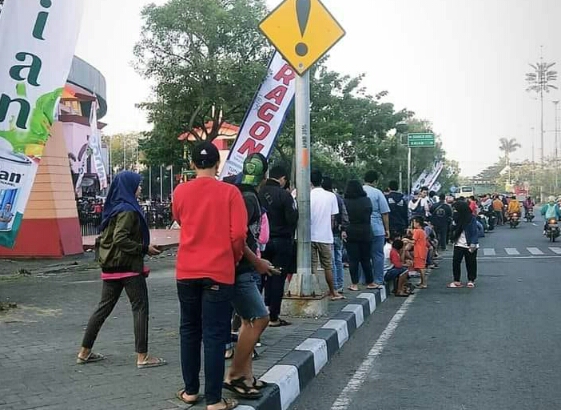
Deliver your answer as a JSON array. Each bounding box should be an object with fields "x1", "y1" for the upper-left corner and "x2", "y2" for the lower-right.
[{"x1": 291, "y1": 215, "x2": 561, "y2": 410}]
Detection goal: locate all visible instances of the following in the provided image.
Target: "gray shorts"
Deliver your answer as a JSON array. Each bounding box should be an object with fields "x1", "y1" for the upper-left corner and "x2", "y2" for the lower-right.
[{"x1": 232, "y1": 271, "x2": 269, "y2": 321}]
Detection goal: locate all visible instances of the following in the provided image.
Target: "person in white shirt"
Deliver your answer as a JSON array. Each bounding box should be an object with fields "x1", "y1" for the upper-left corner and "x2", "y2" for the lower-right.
[
  {"x1": 310, "y1": 170, "x2": 344, "y2": 300},
  {"x1": 408, "y1": 186, "x2": 431, "y2": 218}
]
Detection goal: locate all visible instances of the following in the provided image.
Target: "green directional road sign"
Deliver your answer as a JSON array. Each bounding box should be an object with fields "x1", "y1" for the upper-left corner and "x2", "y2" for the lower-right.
[{"x1": 408, "y1": 133, "x2": 435, "y2": 148}]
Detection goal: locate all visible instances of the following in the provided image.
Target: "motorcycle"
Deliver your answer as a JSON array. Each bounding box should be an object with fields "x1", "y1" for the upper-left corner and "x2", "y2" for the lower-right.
[
  {"x1": 546, "y1": 218, "x2": 560, "y2": 242},
  {"x1": 509, "y1": 213, "x2": 520, "y2": 229},
  {"x1": 483, "y1": 207, "x2": 496, "y2": 231},
  {"x1": 525, "y1": 208, "x2": 535, "y2": 222},
  {"x1": 477, "y1": 211, "x2": 490, "y2": 232}
]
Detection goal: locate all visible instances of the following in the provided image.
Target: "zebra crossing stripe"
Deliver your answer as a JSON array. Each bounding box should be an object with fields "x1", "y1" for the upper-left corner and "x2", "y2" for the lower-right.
[
  {"x1": 505, "y1": 248, "x2": 520, "y2": 255},
  {"x1": 549, "y1": 247, "x2": 561, "y2": 254},
  {"x1": 483, "y1": 248, "x2": 496, "y2": 256},
  {"x1": 527, "y1": 247, "x2": 544, "y2": 255}
]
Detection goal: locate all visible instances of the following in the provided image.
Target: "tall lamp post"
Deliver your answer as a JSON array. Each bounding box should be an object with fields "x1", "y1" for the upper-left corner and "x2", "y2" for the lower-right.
[
  {"x1": 554, "y1": 100, "x2": 560, "y2": 189},
  {"x1": 525, "y1": 50, "x2": 558, "y2": 165}
]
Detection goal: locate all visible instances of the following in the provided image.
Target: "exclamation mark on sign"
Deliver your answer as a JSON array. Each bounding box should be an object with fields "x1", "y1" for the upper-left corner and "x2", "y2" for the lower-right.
[{"x1": 295, "y1": 0, "x2": 311, "y2": 56}]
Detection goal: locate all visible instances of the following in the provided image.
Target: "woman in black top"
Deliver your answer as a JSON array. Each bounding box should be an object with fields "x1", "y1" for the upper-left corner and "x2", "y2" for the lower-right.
[{"x1": 344, "y1": 180, "x2": 375, "y2": 290}]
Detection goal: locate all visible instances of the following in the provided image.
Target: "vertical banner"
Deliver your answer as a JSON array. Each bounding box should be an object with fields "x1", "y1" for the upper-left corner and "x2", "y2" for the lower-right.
[
  {"x1": 89, "y1": 100, "x2": 107, "y2": 189},
  {"x1": 412, "y1": 161, "x2": 443, "y2": 193},
  {"x1": 0, "y1": 0, "x2": 84, "y2": 248},
  {"x1": 219, "y1": 51, "x2": 296, "y2": 178}
]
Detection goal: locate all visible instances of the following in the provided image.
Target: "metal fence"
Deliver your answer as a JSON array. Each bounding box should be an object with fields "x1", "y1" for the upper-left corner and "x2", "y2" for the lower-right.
[
  {"x1": 78, "y1": 203, "x2": 173, "y2": 236},
  {"x1": 79, "y1": 211, "x2": 102, "y2": 237}
]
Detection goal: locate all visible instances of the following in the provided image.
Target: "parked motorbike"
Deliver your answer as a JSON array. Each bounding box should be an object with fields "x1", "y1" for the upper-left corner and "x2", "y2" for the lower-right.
[
  {"x1": 546, "y1": 218, "x2": 560, "y2": 242},
  {"x1": 525, "y1": 209, "x2": 535, "y2": 222},
  {"x1": 509, "y1": 213, "x2": 520, "y2": 229}
]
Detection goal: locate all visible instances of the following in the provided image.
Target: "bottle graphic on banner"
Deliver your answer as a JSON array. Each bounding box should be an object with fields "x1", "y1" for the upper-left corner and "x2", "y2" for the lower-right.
[{"x1": 0, "y1": 0, "x2": 84, "y2": 248}]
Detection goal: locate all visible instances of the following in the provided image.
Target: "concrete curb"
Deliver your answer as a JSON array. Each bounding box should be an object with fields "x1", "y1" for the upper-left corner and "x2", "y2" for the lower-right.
[{"x1": 239, "y1": 287, "x2": 387, "y2": 410}]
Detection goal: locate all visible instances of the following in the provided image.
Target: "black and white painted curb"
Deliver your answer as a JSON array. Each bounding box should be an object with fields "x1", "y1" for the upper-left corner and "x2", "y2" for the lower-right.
[{"x1": 238, "y1": 287, "x2": 387, "y2": 410}]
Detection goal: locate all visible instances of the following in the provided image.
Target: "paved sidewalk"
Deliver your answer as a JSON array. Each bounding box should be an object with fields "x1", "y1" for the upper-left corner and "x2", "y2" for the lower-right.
[{"x1": 0, "y1": 260, "x2": 385, "y2": 410}]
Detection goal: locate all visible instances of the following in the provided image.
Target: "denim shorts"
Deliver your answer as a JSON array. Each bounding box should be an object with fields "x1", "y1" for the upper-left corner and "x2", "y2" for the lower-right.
[
  {"x1": 232, "y1": 271, "x2": 269, "y2": 321},
  {"x1": 384, "y1": 267, "x2": 408, "y2": 282}
]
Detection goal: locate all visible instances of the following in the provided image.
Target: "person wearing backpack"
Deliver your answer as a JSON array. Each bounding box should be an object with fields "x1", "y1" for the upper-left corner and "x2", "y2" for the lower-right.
[{"x1": 430, "y1": 194, "x2": 452, "y2": 251}]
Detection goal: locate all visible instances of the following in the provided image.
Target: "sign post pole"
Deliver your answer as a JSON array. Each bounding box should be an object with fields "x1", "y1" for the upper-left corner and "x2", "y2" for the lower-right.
[
  {"x1": 407, "y1": 147, "x2": 412, "y2": 195},
  {"x1": 294, "y1": 72, "x2": 313, "y2": 294},
  {"x1": 259, "y1": 0, "x2": 346, "y2": 316}
]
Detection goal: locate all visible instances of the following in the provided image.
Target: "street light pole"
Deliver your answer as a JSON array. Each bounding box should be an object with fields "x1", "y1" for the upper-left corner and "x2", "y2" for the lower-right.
[{"x1": 554, "y1": 100, "x2": 560, "y2": 189}]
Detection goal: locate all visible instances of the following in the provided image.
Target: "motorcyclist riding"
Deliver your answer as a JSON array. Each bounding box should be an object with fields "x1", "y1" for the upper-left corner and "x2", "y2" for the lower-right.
[
  {"x1": 507, "y1": 196, "x2": 521, "y2": 220},
  {"x1": 524, "y1": 196, "x2": 534, "y2": 214},
  {"x1": 541, "y1": 196, "x2": 561, "y2": 235}
]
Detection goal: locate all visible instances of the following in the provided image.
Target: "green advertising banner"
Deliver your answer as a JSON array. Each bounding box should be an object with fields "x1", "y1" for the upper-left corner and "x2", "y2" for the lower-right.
[{"x1": 0, "y1": 0, "x2": 84, "y2": 248}]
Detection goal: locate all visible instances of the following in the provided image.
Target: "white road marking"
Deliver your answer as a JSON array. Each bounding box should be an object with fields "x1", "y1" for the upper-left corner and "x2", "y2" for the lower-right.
[
  {"x1": 330, "y1": 295, "x2": 416, "y2": 410},
  {"x1": 505, "y1": 248, "x2": 520, "y2": 255},
  {"x1": 527, "y1": 247, "x2": 544, "y2": 255},
  {"x1": 550, "y1": 247, "x2": 561, "y2": 254},
  {"x1": 483, "y1": 248, "x2": 496, "y2": 256}
]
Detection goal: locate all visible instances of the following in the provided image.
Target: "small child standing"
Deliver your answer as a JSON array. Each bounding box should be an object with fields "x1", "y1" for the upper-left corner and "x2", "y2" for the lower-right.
[{"x1": 412, "y1": 217, "x2": 428, "y2": 289}]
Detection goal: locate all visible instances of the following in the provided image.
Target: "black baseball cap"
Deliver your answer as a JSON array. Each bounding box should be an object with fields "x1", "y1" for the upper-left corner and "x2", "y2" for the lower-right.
[{"x1": 192, "y1": 141, "x2": 220, "y2": 169}]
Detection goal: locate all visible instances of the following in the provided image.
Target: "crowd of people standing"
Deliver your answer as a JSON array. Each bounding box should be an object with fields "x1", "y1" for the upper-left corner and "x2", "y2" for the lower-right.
[{"x1": 76, "y1": 141, "x2": 487, "y2": 410}]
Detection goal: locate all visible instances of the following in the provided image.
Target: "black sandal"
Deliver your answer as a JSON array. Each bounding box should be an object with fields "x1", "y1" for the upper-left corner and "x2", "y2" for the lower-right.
[
  {"x1": 223, "y1": 377, "x2": 263, "y2": 400},
  {"x1": 252, "y1": 377, "x2": 269, "y2": 390},
  {"x1": 269, "y1": 319, "x2": 291, "y2": 327}
]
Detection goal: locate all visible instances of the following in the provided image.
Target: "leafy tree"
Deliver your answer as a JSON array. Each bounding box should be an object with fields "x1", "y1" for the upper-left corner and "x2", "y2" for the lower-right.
[{"x1": 134, "y1": 0, "x2": 270, "y2": 166}]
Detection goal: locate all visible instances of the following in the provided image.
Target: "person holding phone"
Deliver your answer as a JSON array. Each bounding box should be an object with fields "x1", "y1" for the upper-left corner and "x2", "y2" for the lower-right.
[
  {"x1": 448, "y1": 200, "x2": 480, "y2": 289},
  {"x1": 78, "y1": 171, "x2": 165, "y2": 369}
]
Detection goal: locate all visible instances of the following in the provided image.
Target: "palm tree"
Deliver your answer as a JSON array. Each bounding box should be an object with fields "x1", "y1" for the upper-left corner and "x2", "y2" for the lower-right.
[{"x1": 499, "y1": 138, "x2": 521, "y2": 166}]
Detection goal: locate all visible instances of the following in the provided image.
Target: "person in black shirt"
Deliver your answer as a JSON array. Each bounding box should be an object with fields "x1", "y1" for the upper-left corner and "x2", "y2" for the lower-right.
[
  {"x1": 430, "y1": 194, "x2": 453, "y2": 251},
  {"x1": 259, "y1": 165, "x2": 299, "y2": 327},
  {"x1": 385, "y1": 180, "x2": 408, "y2": 237},
  {"x1": 344, "y1": 179, "x2": 375, "y2": 290}
]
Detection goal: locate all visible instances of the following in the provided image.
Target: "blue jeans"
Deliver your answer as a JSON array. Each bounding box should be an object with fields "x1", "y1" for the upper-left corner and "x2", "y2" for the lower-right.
[
  {"x1": 371, "y1": 235, "x2": 386, "y2": 285},
  {"x1": 177, "y1": 279, "x2": 233, "y2": 406},
  {"x1": 331, "y1": 236, "x2": 344, "y2": 290}
]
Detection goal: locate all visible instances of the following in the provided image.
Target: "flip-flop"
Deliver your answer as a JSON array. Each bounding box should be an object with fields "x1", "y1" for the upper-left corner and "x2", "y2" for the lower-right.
[
  {"x1": 467, "y1": 282, "x2": 475, "y2": 288},
  {"x1": 137, "y1": 357, "x2": 167, "y2": 369},
  {"x1": 331, "y1": 295, "x2": 346, "y2": 301},
  {"x1": 176, "y1": 389, "x2": 199, "y2": 405},
  {"x1": 347, "y1": 286, "x2": 360, "y2": 292},
  {"x1": 447, "y1": 282, "x2": 463, "y2": 288},
  {"x1": 367, "y1": 284, "x2": 384, "y2": 290},
  {"x1": 214, "y1": 398, "x2": 239, "y2": 410},
  {"x1": 76, "y1": 352, "x2": 105, "y2": 364}
]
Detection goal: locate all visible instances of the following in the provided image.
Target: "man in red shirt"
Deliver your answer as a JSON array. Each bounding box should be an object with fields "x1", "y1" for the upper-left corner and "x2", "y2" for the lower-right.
[{"x1": 172, "y1": 141, "x2": 247, "y2": 410}]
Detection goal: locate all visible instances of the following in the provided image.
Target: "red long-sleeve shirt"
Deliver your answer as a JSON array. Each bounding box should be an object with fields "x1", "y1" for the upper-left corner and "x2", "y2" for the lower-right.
[{"x1": 172, "y1": 177, "x2": 247, "y2": 285}]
